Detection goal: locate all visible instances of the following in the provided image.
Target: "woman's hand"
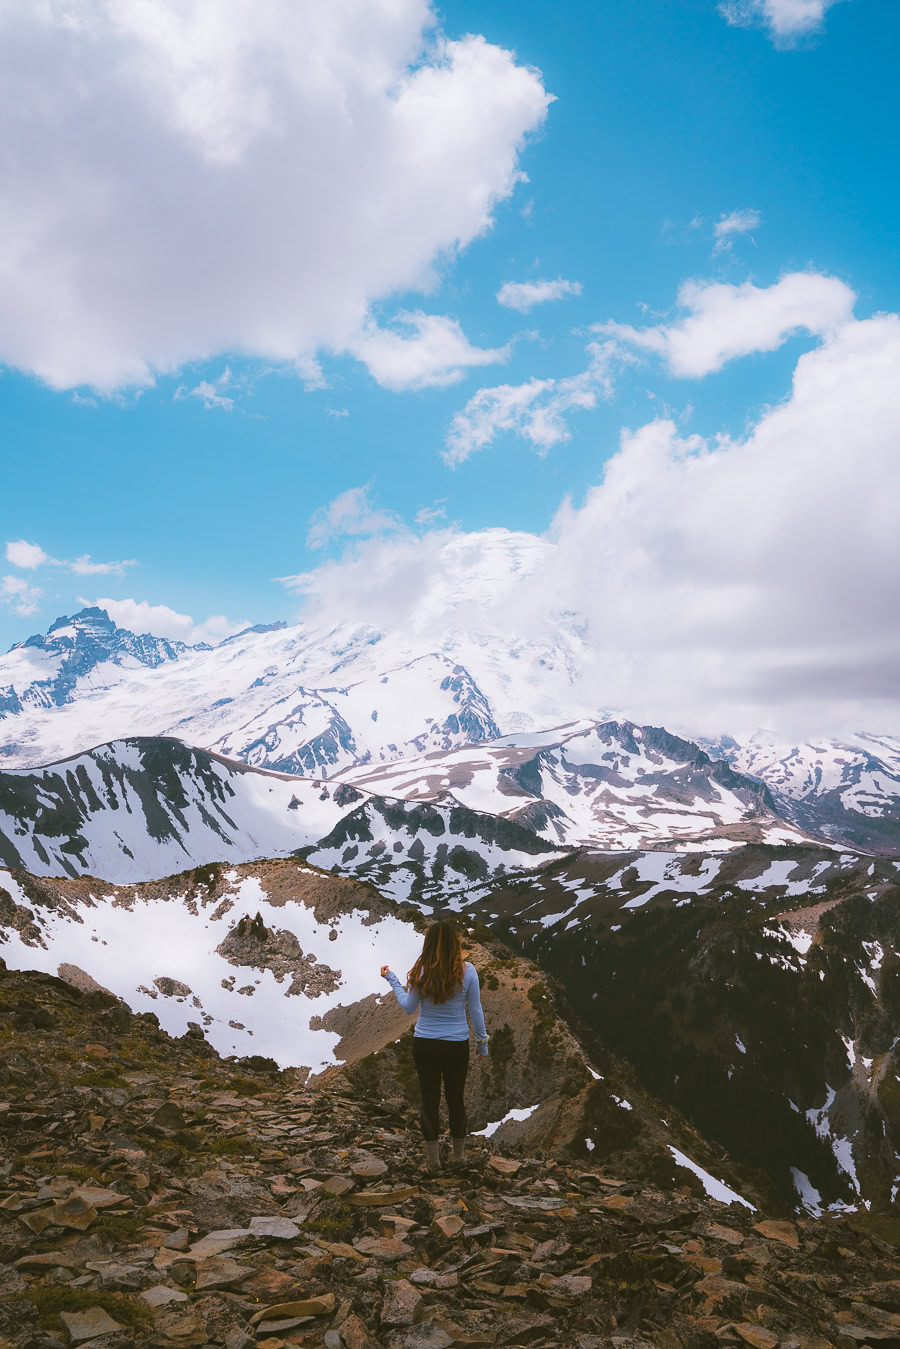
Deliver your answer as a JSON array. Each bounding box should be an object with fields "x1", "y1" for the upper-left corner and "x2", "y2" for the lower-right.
[{"x1": 380, "y1": 965, "x2": 390, "y2": 979}]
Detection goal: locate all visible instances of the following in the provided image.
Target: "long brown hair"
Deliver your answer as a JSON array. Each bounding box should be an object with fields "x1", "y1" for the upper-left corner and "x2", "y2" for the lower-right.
[{"x1": 407, "y1": 922, "x2": 464, "y2": 1004}]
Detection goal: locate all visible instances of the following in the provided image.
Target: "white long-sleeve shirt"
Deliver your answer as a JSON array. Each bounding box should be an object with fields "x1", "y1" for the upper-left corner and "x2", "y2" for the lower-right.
[{"x1": 385, "y1": 962, "x2": 488, "y2": 1046}]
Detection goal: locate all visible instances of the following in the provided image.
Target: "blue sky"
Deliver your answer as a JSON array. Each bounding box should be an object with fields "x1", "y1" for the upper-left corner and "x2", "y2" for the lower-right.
[{"x1": 1, "y1": 0, "x2": 898, "y2": 728}]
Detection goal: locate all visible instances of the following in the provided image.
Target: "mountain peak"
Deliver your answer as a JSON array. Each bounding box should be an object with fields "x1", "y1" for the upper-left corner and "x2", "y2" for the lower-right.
[
  {"x1": 4, "y1": 607, "x2": 203, "y2": 715},
  {"x1": 52, "y1": 604, "x2": 112, "y2": 627}
]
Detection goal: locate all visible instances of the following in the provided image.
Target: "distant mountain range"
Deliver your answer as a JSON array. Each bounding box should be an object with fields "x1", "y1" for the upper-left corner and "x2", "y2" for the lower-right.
[
  {"x1": 0, "y1": 736, "x2": 558, "y2": 896},
  {"x1": 1, "y1": 605, "x2": 899, "y2": 854}
]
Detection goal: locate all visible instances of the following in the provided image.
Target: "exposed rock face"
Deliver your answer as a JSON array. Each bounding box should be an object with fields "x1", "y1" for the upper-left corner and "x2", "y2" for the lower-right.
[
  {"x1": 154, "y1": 977, "x2": 193, "y2": 998},
  {"x1": 1, "y1": 958, "x2": 898, "y2": 1349},
  {"x1": 216, "y1": 911, "x2": 342, "y2": 997},
  {"x1": 57, "y1": 963, "x2": 116, "y2": 996}
]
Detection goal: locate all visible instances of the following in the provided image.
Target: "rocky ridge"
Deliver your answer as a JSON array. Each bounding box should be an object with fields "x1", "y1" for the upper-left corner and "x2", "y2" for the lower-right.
[
  {"x1": 3, "y1": 960, "x2": 900, "y2": 1349},
  {"x1": 462, "y1": 844, "x2": 900, "y2": 1217},
  {"x1": 0, "y1": 739, "x2": 559, "y2": 893},
  {"x1": 337, "y1": 722, "x2": 809, "y2": 854}
]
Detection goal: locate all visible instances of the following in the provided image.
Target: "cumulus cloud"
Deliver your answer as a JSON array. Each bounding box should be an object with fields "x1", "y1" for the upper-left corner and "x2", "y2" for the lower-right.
[
  {"x1": 306, "y1": 487, "x2": 402, "y2": 550},
  {"x1": 444, "y1": 339, "x2": 620, "y2": 464},
  {"x1": 348, "y1": 313, "x2": 510, "y2": 391},
  {"x1": 285, "y1": 309, "x2": 900, "y2": 735},
  {"x1": 0, "y1": 1, "x2": 549, "y2": 391},
  {"x1": 496, "y1": 278, "x2": 582, "y2": 312},
  {"x1": 713, "y1": 209, "x2": 762, "y2": 252},
  {"x1": 602, "y1": 272, "x2": 855, "y2": 377},
  {"x1": 87, "y1": 597, "x2": 246, "y2": 646},
  {"x1": 1, "y1": 575, "x2": 42, "y2": 617},
  {"x1": 5, "y1": 540, "x2": 51, "y2": 569},
  {"x1": 720, "y1": 0, "x2": 844, "y2": 40}
]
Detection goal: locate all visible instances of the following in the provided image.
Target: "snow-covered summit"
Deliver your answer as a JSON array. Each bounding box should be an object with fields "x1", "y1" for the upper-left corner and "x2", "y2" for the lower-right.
[
  {"x1": 0, "y1": 598, "x2": 589, "y2": 770},
  {"x1": 0, "y1": 606, "x2": 208, "y2": 725}
]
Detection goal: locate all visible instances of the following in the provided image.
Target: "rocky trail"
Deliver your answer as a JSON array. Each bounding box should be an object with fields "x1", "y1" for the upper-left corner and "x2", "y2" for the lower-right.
[{"x1": 2, "y1": 963, "x2": 900, "y2": 1349}]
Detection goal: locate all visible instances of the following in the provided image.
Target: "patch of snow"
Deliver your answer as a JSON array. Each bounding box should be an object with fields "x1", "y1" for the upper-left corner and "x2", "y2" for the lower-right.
[
  {"x1": 807, "y1": 1086, "x2": 836, "y2": 1139},
  {"x1": 620, "y1": 852, "x2": 722, "y2": 909},
  {"x1": 667, "y1": 1146, "x2": 755, "y2": 1210},
  {"x1": 473, "y1": 1104, "x2": 539, "y2": 1138},
  {"x1": 791, "y1": 1168, "x2": 823, "y2": 1216},
  {"x1": 783, "y1": 929, "x2": 813, "y2": 956}
]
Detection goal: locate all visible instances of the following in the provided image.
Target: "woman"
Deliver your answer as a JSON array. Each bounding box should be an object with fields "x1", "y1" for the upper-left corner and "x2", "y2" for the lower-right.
[{"x1": 381, "y1": 922, "x2": 489, "y2": 1172}]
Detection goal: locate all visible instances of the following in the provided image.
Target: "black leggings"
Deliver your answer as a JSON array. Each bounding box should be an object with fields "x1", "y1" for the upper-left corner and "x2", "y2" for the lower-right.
[{"x1": 412, "y1": 1037, "x2": 469, "y2": 1141}]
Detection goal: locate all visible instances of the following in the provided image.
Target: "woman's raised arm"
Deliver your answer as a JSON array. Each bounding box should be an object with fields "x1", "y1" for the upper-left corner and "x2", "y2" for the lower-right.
[{"x1": 382, "y1": 966, "x2": 421, "y2": 1015}]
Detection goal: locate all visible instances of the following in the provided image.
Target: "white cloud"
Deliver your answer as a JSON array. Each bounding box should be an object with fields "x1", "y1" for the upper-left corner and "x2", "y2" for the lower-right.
[
  {"x1": 285, "y1": 308, "x2": 900, "y2": 735},
  {"x1": 69, "y1": 555, "x2": 137, "y2": 577},
  {"x1": 87, "y1": 597, "x2": 246, "y2": 646},
  {"x1": 175, "y1": 367, "x2": 235, "y2": 410},
  {"x1": 0, "y1": 2, "x2": 549, "y2": 391},
  {"x1": 348, "y1": 312, "x2": 510, "y2": 391},
  {"x1": 713, "y1": 208, "x2": 762, "y2": 252},
  {"x1": 414, "y1": 501, "x2": 447, "y2": 526},
  {"x1": 1, "y1": 575, "x2": 42, "y2": 616},
  {"x1": 5, "y1": 540, "x2": 51, "y2": 569},
  {"x1": 496, "y1": 278, "x2": 582, "y2": 312},
  {"x1": 720, "y1": 0, "x2": 843, "y2": 40},
  {"x1": 306, "y1": 487, "x2": 402, "y2": 550},
  {"x1": 4, "y1": 539, "x2": 135, "y2": 579},
  {"x1": 602, "y1": 272, "x2": 855, "y2": 377},
  {"x1": 444, "y1": 339, "x2": 620, "y2": 464}
]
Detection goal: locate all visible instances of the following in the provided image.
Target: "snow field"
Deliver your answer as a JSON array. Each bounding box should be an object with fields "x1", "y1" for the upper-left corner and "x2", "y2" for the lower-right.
[{"x1": 0, "y1": 868, "x2": 422, "y2": 1072}]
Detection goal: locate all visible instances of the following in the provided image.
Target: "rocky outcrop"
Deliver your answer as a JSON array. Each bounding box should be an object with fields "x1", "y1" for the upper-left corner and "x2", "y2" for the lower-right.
[
  {"x1": 216, "y1": 912, "x2": 342, "y2": 998},
  {"x1": 1, "y1": 959, "x2": 898, "y2": 1349}
]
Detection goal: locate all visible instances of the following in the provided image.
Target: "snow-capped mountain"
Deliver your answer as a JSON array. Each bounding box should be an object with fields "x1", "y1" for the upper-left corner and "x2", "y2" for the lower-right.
[
  {"x1": 2, "y1": 605, "x2": 899, "y2": 856},
  {"x1": 211, "y1": 654, "x2": 501, "y2": 776},
  {"x1": 706, "y1": 733, "x2": 900, "y2": 855},
  {"x1": 0, "y1": 606, "x2": 208, "y2": 721},
  {"x1": 339, "y1": 720, "x2": 813, "y2": 852},
  {"x1": 0, "y1": 604, "x2": 579, "y2": 772},
  {"x1": 0, "y1": 736, "x2": 559, "y2": 892}
]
